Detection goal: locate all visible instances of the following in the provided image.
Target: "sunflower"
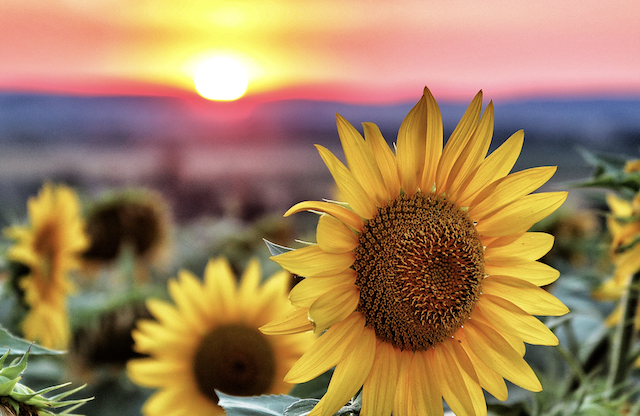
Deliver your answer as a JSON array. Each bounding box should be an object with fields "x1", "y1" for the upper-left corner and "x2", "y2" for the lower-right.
[
  {"x1": 593, "y1": 190, "x2": 640, "y2": 360},
  {"x1": 81, "y1": 188, "x2": 172, "y2": 279},
  {"x1": 127, "y1": 257, "x2": 315, "y2": 416},
  {"x1": 4, "y1": 183, "x2": 89, "y2": 350},
  {"x1": 593, "y1": 192, "x2": 640, "y2": 303},
  {"x1": 261, "y1": 87, "x2": 569, "y2": 416}
]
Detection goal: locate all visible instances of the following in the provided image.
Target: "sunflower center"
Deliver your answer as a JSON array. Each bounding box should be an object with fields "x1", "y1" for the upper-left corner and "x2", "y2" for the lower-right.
[
  {"x1": 192, "y1": 324, "x2": 276, "y2": 402},
  {"x1": 354, "y1": 192, "x2": 485, "y2": 351},
  {"x1": 33, "y1": 221, "x2": 58, "y2": 282}
]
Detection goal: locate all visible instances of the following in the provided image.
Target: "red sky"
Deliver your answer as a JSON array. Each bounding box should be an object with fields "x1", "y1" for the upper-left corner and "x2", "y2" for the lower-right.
[{"x1": 1, "y1": 0, "x2": 639, "y2": 103}]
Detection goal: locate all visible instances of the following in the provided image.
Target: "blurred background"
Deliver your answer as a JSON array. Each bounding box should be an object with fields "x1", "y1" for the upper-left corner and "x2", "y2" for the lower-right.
[
  {"x1": 0, "y1": 1, "x2": 639, "y2": 414},
  {"x1": 0, "y1": 0, "x2": 638, "y2": 221}
]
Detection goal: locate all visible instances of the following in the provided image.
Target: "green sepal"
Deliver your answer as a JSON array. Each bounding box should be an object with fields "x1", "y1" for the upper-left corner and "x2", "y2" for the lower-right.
[
  {"x1": 0, "y1": 376, "x2": 20, "y2": 396},
  {"x1": 0, "y1": 348, "x2": 29, "y2": 380}
]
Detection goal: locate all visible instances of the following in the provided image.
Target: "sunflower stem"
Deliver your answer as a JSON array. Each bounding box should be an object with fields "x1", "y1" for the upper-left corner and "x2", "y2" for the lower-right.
[{"x1": 606, "y1": 270, "x2": 640, "y2": 396}]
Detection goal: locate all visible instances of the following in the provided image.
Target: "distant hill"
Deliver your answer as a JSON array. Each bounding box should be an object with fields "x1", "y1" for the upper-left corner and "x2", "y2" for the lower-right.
[{"x1": 0, "y1": 92, "x2": 638, "y2": 150}]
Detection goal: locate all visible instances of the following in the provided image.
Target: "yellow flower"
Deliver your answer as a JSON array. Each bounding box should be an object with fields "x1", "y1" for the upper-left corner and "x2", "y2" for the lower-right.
[
  {"x1": 127, "y1": 257, "x2": 315, "y2": 416},
  {"x1": 261, "y1": 87, "x2": 569, "y2": 416},
  {"x1": 4, "y1": 183, "x2": 89, "y2": 349},
  {"x1": 593, "y1": 193, "x2": 640, "y2": 301},
  {"x1": 594, "y1": 190, "x2": 640, "y2": 365}
]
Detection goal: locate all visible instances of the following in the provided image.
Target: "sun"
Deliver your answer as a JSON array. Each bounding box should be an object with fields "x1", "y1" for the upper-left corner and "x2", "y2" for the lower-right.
[{"x1": 194, "y1": 56, "x2": 249, "y2": 101}]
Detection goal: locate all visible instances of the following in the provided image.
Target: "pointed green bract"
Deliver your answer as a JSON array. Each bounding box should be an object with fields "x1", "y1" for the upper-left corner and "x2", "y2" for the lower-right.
[{"x1": 0, "y1": 349, "x2": 92, "y2": 415}]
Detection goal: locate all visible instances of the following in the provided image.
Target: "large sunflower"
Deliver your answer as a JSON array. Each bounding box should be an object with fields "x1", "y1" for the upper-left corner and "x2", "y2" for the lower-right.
[
  {"x1": 261, "y1": 87, "x2": 569, "y2": 416},
  {"x1": 127, "y1": 257, "x2": 315, "y2": 416},
  {"x1": 5, "y1": 183, "x2": 89, "y2": 349}
]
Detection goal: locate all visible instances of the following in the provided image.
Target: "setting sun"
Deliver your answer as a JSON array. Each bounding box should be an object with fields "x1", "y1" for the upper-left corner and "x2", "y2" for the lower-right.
[{"x1": 193, "y1": 56, "x2": 249, "y2": 101}]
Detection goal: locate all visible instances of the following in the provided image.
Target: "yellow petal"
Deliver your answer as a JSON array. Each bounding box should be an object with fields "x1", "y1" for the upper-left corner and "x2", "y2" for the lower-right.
[
  {"x1": 471, "y1": 313, "x2": 527, "y2": 357},
  {"x1": 464, "y1": 319, "x2": 542, "y2": 392},
  {"x1": 410, "y1": 349, "x2": 444, "y2": 416},
  {"x1": 127, "y1": 358, "x2": 189, "y2": 387},
  {"x1": 362, "y1": 341, "x2": 399, "y2": 416},
  {"x1": 310, "y1": 327, "x2": 376, "y2": 416},
  {"x1": 455, "y1": 130, "x2": 524, "y2": 207},
  {"x1": 317, "y1": 214, "x2": 359, "y2": 254},
  {"x1": 434, "y1": 340, "x2": 486, "y2": 416},
  {"x1": 143, "y1": 388, "x2": 193, "y2": 415},
  {"x1": 146, "y1": 299, "x2": 192, "y2": 334},
  {"x1": 202, "y1": 258, "x2": 239, "y2": 320},
  {"x1": 271, "y1": 244, "x2": 354, "y2": 277},
  {"x1": 309, "y1": 284, "x2": 360, "y2": 332},
  {"x1": 285, "y1": 200, "x2": 363, "y2": 232},
  {"x1": 393, "y1": 350, "x2": 418, "y2": 416},
  {"x1": 259, "y1": 307, "x2": 313, "y2": 335},
  {"x1": 457, "y1": 334, "x2": 508, "y2": 401},
  {"x1": 486, "y1": 261, "x2": 560, "y2": 286},
  {"x1": 363, "y1": 122, "x2": 400, "y2": 199},
  {"x1": 396, "y1": 93, "x2": 427, "y2": 194},
  {"x1": 469, "y1": 166, "x2": 557, "y2": 221},
  {"x1": 285, "y1": 312, "x2": 365, "y2": 383},
  {"x1": 289, "y1": 270, "x2": 357, "y2": 308},
  {"x1": 483, "y1": 276, "x2": 569, "y2": 316},
  {"x1": 316, "y1": 144, "x2": 378, "y2": 219},
  {"x1": 435, "y1": 90, "x2": 482, "y2": 193},
  {"x1": 238, "y1": 257, "x2": 261, "y2": 298},
  {"x1": 337, "y1": 114, "x2": 388, "y2": 206},
  {"x1": 485, "y1": 232, "x2": 555, "y2": 263},
  {"x1": 477, "y1": 295, "x2": 559, "y2": 346},
  {"x1": 168, "y1": 275, "x2": 207, "y2": 331},
  {"x1": 419, "y1": 87, "x2": 444, "y2": 193},
  {"x1": 447, "y1": 101, "x2": 494, "y2": 202},
  {"x1": 476, "y1": 192, "x2": 568, "y2": 237},
  {"x1": 607, "y1": 193, "x2": 633, "y2": 217}
]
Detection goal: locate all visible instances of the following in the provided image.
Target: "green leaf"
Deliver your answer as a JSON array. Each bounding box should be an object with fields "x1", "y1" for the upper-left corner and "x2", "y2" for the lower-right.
[
  {"x1": 216, "y1": 391, "x2": 300, "y2": 416},
  {"x1": 0, "y1": 325, "x2": 65, "y2": 355},
  {"x1": 284, "y1": 399, "x2": 319, "y2": 416},
  {"x1": 263, "y1": 239, "x2": 294, "y2": 257},
  {"x1": 289, "y1": 369, "x2": 333, "y2": 399},
  {"x1": 575, "y1": 148, "x2": 640, "y2": 193}
]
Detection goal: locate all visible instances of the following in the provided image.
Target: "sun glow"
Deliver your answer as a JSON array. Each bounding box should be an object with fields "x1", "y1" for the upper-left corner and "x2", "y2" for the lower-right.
[{"x1": 193, "y1": 56, "x2": 249, "y2": 101}]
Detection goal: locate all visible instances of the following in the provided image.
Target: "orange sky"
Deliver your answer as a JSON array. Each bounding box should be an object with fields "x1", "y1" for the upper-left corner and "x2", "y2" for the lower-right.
[{"x1": 1, "y1": 0, "x2": 639, "y2": 103}]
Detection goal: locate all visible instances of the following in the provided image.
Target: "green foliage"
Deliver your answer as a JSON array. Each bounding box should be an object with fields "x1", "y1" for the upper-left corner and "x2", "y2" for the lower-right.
[
  {"x1": 263, "y1": 239, "x2": 294, "y2": 256},
  {"x1": 0, "y1": 350, "x2": 91, "y2": 415},
  {"x1": 217, "y1": 391, "x2": 364, "y2": 416},
  {"x1": 0, "y1": 326, "x2": 64, "y2": 356},
  {"x1": 216, "y1": 392, "x2": 300, "y2": 416},
  {"x1": 576, "y1": 148, "x2": 640, "y2": 193}
]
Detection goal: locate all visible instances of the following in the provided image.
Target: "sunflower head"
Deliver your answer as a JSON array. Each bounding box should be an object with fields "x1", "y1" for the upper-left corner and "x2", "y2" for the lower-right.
[
  {"x1": 127, "y1": 257, "x2": 315, "y2": 415},
  {"x1": 70, "y1": 301, "x2": 152, "y2": 378},
  {"x1": 262, "y1": 87, "x2": 569, "y2": 416},
  {"x1": 0, "y1": 350, "x2": 91, "y2": 416},
  {"x1": 4, "y1": 183, "x2": 89, "y2": 350},
  {"x1": 81, "y1": 188, "x2": 172, "y2": 273}
]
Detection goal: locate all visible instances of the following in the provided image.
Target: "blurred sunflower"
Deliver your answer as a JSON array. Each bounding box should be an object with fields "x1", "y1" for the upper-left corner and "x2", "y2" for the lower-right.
[
  {"x1": 127, "y1": 257, "x2": 315, "y2": 416},
  {"x1": 261, "y1": 87, "x2": 569, "y2": 416},
  {"x1": 81, "y1": 188, "x2": 172, "y2": 279},
  {"x1": 593, "y1": 192, "x2": 640, "y2": 302},
  {"x1": 4, "y1": 183, "x2": 89, "y2": 349},
  {"x1": 593, "y1": 189, "x2": 640, "y2": 362}
]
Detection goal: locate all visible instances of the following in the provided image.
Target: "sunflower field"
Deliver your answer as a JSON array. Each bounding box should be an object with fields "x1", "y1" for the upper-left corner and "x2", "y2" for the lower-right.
[{"x1": 1, "y1": 87, "x2": 640, "y2": 416}]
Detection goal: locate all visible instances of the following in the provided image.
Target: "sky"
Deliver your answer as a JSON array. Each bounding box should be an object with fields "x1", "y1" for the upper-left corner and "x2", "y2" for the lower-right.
[{"x1": 0, "y1": 0, "x2": 639, "y2": 103}]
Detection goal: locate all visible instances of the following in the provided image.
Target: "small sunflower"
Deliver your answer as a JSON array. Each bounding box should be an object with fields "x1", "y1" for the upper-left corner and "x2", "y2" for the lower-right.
[
  {"x1": 127, "y1": 257, "x2": 315, "y2": 416},
  {"x1": 593, "y1": 192, "x2": 640, "y2": 302},
  {"x1": 593, "y1": 190, "x2": 640, "y2": 361},
  {"x1": 81, "y1": 188, "x2": 172, "y2": 278},
  {"x1": 261, "y1": 87, "x2": 569, "y2": 416},
  {"x1": 4, "y1": 183, "x2": 89, "y2": 350}
]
